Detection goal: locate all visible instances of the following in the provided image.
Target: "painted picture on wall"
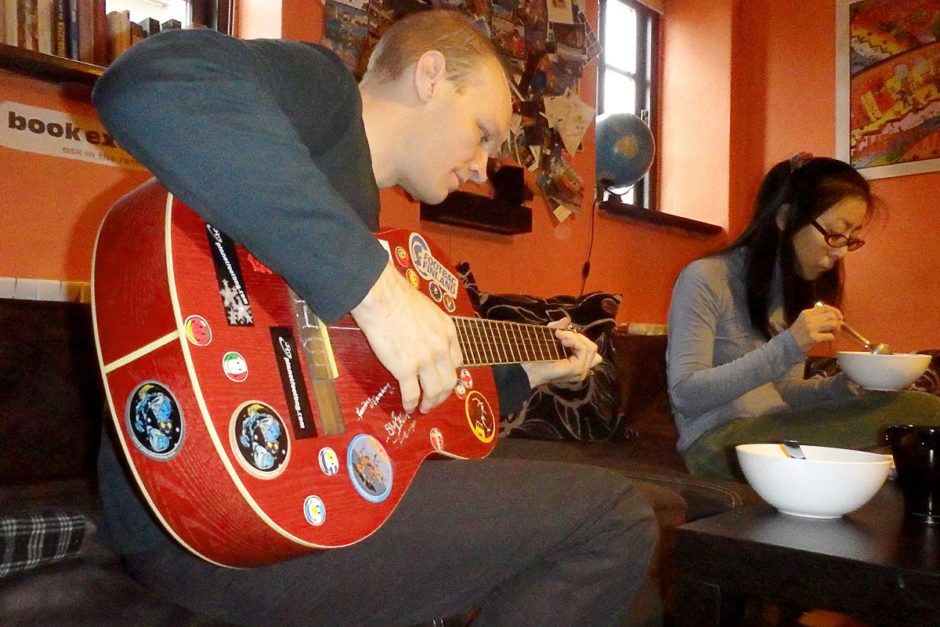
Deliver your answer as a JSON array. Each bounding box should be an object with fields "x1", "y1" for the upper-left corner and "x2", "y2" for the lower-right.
[{"x1": 835, "y1": 0, "x2": 940, "y2": 179}]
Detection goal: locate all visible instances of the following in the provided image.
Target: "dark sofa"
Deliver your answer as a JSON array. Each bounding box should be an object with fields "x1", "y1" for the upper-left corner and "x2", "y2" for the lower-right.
[
  {"x1": 8, "y1": 296, "x2": 937, "y2": 624},
  {"x1": 0, "y1": 296, "x2": 765, "y2": 625}
]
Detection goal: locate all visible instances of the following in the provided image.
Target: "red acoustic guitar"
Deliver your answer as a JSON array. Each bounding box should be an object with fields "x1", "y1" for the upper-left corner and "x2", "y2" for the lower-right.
[{"x1": 92, "y1": 180, "x2": 564, "y2": 567}]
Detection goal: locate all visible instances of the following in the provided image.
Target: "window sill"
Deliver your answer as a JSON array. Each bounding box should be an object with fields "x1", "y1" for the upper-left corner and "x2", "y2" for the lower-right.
[{"x1": 599, "y1": 200, "x2": 724, "y2": 236}]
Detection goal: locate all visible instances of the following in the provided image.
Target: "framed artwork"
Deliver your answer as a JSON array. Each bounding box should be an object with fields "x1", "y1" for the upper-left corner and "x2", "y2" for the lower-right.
[{"x1": 835, "y1": 0, "x2": 940, "y2": 179}]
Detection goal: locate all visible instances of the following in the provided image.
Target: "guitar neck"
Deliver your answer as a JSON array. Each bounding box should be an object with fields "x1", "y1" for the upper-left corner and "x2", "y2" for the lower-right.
[{"x1": 453, "y1": 317, "x2": 566, "y2": 366}]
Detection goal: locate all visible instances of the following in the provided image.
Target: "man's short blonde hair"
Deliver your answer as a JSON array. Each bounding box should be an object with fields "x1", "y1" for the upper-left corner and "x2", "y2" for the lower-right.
[{"x1": 363, "y1": 10, "x2": 505, "y2": 91}]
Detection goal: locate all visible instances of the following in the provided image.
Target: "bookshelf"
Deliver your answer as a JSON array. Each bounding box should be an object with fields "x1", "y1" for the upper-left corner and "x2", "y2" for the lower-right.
[
  {"x1": 0, "y1": 42, "x2": 102, "y2": 85},
  {"x1": 0, "y1": 1, "x2": 232, "y2": 87}
]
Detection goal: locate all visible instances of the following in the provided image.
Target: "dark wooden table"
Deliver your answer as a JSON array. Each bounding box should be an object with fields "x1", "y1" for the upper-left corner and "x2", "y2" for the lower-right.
[{"x1": 673, "y1": 481, "x2": 940, "y2": 626}]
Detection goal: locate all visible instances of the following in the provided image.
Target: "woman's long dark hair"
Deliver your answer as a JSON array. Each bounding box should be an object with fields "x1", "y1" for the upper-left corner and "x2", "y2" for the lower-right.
[{"x1": 725, "y1": 155, "x2": 875, "y2": 339}]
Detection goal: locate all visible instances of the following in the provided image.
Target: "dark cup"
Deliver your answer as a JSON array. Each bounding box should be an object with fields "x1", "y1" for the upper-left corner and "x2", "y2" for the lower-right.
[{"x1": 885, "y1": 425, "x2": 940, "y2": 525}]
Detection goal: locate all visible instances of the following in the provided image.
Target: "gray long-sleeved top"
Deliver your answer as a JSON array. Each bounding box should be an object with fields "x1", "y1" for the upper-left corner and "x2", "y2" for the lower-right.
[{"x1": 666, "y1": 248, "x2": 854, "y2": 451}]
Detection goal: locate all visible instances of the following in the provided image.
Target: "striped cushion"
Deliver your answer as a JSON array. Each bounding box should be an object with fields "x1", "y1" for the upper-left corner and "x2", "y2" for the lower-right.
[{"x1": 0, "y1": 510, "x2": 90, "y2": 579}]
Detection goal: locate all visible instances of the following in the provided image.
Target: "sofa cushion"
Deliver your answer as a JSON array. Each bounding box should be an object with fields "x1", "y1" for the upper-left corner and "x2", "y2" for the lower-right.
[
  {"x1": 0, "y1": 509, "x2": 92, "y2": 579},
  {"x1": 456, "y1": 263, "x2": 626, "y2": 441},
  {"x1": 0, "y1": 299, "x2": 104, "y2": 482}
]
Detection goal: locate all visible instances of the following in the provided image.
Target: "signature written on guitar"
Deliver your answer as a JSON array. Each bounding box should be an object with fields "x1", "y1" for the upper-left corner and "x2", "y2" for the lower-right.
[
  {"x1": 384, "y1": 411, "x2": 416, "y2": 445},
  {"x1": 356, "y1": 383, "x2": 393, "y2": 420}
]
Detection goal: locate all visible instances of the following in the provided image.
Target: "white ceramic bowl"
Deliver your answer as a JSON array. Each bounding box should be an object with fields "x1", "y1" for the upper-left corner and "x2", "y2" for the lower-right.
[
  {"x1": 836, "y1": 351, "x2": 931, "y2": 391},
  {"x1": 736, "y1": 443, "x2": 891, "y2": 518}
]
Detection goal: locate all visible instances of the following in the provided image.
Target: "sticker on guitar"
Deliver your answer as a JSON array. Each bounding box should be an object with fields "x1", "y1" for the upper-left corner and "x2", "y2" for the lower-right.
[
  {"x1": 230, "y1": 402, "x2": 290, "y2": 478},
  {"x1": 126, "y1": 382, "x2": 184, "y2": 460}
]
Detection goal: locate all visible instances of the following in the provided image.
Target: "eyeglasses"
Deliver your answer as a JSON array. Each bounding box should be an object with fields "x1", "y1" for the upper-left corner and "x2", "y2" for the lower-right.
[{"x1": 810, "y1": 219, "x2": 865, "y2": 251}]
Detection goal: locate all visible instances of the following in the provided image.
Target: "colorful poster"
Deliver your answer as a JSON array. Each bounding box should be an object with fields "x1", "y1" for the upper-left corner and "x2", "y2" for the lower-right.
[{"x1": 836, "y1": 0, "x2": 940, "y2": 178}]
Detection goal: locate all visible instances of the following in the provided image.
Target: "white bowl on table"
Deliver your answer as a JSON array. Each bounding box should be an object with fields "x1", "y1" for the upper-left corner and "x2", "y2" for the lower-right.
[
  {"x1": 836, "y1": 351, "x2": 931, "y2": 391},
  {"x1": 736, "y1": 443, "x2": 892, "y2": 519}
]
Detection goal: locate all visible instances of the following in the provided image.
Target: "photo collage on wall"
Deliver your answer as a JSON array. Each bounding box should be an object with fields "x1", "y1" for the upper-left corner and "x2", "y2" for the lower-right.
[{"x1": 323, "y1": 0, "x2": 602, "y2": 221}]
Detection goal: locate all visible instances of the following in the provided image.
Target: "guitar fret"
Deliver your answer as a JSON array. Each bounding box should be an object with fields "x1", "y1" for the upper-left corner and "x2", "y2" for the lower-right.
[
  {"x1": 498, "y1": 323, "x2": 510, "y2": 363},
  {"x1": 488, "y1": 320, "x2": 499, "y2": 363},
  {"x1": 454, "y1": 318, "x2": 468, "y2": 364},
  {"x1": 514, "y1": 323, "x2": 527, "y2": 362},
  {"x1": 529, "y1": 325, "x2": 541, "y2": 361},
  {"x1": 463, "y1": 318, "x2": 479, "y2": 366},
  {"x1": 470, "y1": 318, "x2": 486, "y2": 365},
  {"x1": 507, "y1": 323, "x2": 521, "y2": 363},
  {"x1": 454, "y1": 317, "x2": 567, "y2": 366},
  {"x1": 486, "y1": 320, "x2": 499, "y2": 364}
]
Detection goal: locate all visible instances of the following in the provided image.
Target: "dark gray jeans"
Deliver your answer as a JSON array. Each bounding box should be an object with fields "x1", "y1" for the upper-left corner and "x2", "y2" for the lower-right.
[{"x1": 124, "y1": 458, "x2": 657, "y2": 626}]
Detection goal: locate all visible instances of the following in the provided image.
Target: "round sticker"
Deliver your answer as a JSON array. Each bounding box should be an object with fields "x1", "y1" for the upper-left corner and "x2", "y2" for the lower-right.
[
  {"x1": 231, "y1": 402, "x2": 289, "y2": 477},
  {"x1": 428, "y1": 282, "x2": 443, "y2": 303},
  {"x1": 318, "y1": 447, "x2": 340, "y2": 476},
  {"x1": 465, "y1": 391, "x2": 496, "y2": 443},
  {"x1": 347, "y1": 434, "x2": 393, "y2": 503},
  {"x1": 126, "y1": 382, "x2": 184, "y2": 460},
  {"x1": 222, "y1": 351, "x2": 248, "y2": 383},
  {"x1": 429, "y1": 428, "x2": 444, "y2": 451},
  {"x1": 459, "y1": 368, "x2": 473, "y2": 390},
  {"x1": 442, "y1": 294, "x2": 456, "y2": 313},
  {"x1": 394, "y1": 246, "x2": 410, "y2": 267},
  {"x1": 184, "y1": 315, "x2": 212, "y2": 347},
  {"x1": 303, "y1": 495, "x2": 326, "y2": 526},
  {"x1": 406, "y1": 268, "x2": 420, "y2": 289}
]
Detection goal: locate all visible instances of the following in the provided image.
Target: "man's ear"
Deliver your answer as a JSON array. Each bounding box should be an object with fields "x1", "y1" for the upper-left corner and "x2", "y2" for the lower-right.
[
  {"x1": 414, "y1": 50, "x2": 447, "y2": 103},
  {"x1": 776, "y1": 203, "x2": 790, "y2": 230}
]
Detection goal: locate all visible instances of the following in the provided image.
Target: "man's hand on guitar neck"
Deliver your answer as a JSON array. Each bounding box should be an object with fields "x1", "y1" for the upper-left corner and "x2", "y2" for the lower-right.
[
  {"x1": 522, "y1": 316, "x2": 603, "y2": 388},
  {"x1": 351, "y1": 263, "x2": 463, "y2": 414}
]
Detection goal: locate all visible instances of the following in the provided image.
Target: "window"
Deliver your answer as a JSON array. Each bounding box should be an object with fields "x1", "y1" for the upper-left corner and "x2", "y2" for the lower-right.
[{"x1": 597, "y1": 0, "x2": 659, "y2": 211}]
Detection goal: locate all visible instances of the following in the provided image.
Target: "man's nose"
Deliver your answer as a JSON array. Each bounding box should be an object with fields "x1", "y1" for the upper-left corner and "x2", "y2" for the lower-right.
[{"x1": 468, "y1": 150, "x2": 488, "y2": 184}]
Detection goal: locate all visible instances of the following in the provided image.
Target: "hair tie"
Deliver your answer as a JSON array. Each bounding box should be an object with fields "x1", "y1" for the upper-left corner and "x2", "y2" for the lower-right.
[{"x1": 788, "y1": 151, "x2": 813, "y2": 173}]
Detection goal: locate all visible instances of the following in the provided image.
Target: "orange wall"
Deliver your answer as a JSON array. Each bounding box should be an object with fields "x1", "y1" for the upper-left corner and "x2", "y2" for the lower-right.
[
  {"x1": 6, "y1": 1, "x2": 935, "y2": 350},
  {"x1": 733, "y1": 0, "x2": 940, "y2": 351},
  {"x1": 279, "y1": 0, "x2": 724, "y2": 324},
  {"x1": 660, "y1": 0, "x2": 732, "y2": 228}
]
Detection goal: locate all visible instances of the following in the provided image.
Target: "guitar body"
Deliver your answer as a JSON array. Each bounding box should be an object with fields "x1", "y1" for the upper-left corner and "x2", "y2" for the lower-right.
[{"x1": 92, "y1": 179, "x2": 498, "y2": 567}]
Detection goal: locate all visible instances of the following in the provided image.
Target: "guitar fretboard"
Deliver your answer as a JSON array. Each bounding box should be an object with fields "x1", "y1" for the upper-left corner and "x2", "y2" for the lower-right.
[{"x1": 453, "y1": 317, "x2": 566, "y2": 366}]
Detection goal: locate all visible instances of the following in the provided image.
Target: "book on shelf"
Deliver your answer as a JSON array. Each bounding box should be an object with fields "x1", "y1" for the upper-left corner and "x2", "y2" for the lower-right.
[
  {"x1": 75, "y1": 0, "x2": 94, "y2": 63},
  {"x1": 2, "y1": 0, "x2": 15, "y2": 47},
  {"x1": 52, "y1": 0, "x2": 66, "y2": 56},
  {"x1": 16, "y1": 0, "x2": 38, "y2": 51},
  {"x1": 138, "y1": 16, "x2": 159, "y2": 38},
  {"x1": 106, "y1": 9, "x2": 128, "y2": 61},
  {"x1": 92, "y1": 0, "x2": 107, "y2": 65},
  {"x1": 66, "y1": 0, "x2": 77, "y2": 58},
  {"x1": 36, "y1": 0, "x2": 53, "y2": 54},
  {"x1": 129, "y1": 19, "x2": 143, "y2": 47}
]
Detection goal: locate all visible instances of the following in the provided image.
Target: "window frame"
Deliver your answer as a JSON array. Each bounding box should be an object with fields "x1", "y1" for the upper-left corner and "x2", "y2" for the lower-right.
[{"x1": 597, "y1": 0, "x2": 660, "y2": 212}]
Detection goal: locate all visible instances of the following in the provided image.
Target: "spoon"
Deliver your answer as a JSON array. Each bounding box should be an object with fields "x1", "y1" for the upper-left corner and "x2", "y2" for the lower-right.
[
  {"x1": 782, "y1": 440, "x2": 806, "y2": 460},
  {"x1": 840, "y1": 320, "x2": 892, "y2": 355},
  {"x1": 814, "y1": 302, "x2": 892, "y2": 354}
]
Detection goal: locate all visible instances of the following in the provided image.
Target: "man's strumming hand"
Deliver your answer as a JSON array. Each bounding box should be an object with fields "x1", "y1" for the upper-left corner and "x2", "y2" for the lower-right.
[{"x1": 351, "y1": 263, "x2": 462, "y2": 414}]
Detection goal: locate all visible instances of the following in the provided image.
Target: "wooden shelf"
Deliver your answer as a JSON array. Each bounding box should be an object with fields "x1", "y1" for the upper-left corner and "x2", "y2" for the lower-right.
[
  {"x1": 599, "y1": 200, "x2": 724, "y2": 236},
  {"x1": 0, "y1": 43, "x2": 103, "y2": 86}
]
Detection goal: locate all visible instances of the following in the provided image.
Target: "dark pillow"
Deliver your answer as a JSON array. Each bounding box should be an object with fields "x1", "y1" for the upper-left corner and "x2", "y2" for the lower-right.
[
  {"x1": 0, "y1": 509, "x2": 92, "y2": 579},
  {"x1": 456, "y1": 262, "x2": 626, "y2": 441}
]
